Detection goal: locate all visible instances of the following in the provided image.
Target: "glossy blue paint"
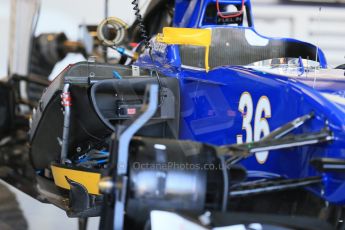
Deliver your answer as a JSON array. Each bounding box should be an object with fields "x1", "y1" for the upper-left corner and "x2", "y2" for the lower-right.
[
  {"x1": 173, "y1": 0, "x2": 327, "y2": 67},
  {"x1": 135, "y1": 0, "x2": 345, "y2": 205}
]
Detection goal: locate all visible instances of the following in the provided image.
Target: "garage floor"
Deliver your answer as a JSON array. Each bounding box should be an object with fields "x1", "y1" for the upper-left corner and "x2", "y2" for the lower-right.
[{"x1": 1, "y1": 180, "x2": 100, "y2": 230}]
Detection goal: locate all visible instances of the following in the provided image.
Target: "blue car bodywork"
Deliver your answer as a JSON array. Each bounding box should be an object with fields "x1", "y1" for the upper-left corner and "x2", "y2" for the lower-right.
[{"x1": 135, "y1": 0, "x2": 345, "y2": 205}]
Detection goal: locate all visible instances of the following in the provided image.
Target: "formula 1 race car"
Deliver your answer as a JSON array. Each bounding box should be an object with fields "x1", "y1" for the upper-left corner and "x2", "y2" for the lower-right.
[{"x1": 1, "y1": 0, "x2": 345, "y2": 230}]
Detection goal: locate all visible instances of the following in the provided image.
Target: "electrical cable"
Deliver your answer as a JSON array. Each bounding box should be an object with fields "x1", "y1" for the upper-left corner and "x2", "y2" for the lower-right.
[
  {"x1": 131, "y1": 0, "x2": 165, "y2": 106},
  {"x1": 131, "y1": 0, "x2": 151, "y2": 49},
  {"x1": 76, "y1": 150, "x2": 109, "y2": 165},
  {"x1": 216, "y1": 0, "x2": 245, "y2": 19}
]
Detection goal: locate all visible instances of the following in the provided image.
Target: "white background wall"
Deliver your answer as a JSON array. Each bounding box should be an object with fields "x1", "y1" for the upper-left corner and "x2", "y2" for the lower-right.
[
  {"x1": 252, "y1": 4, "x2": 345, "y2": 66},
  {"x1": 1, "y1": 0, "x2": 345, "y2": 78},
  {"x1": 0, "y1": 0, "x2": 10, "y2": 77},
  {"x1": 0, "y1": 0, "x2": 147, "y2": 78},
  {"x1": 0, "y1": 1, "x2": 344, "y2": 230}
]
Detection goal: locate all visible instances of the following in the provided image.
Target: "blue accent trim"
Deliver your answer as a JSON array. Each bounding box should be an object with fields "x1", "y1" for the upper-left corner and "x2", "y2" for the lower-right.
[
  {"x1": 96, "y1": 159, "x2": 108, "y2": 164},
  {"x1": 113, "y1": 70, "x2": 123, "y2": 79},
  {"x1": 98, "y1": 150, "x2": 109, "y2": 155}
]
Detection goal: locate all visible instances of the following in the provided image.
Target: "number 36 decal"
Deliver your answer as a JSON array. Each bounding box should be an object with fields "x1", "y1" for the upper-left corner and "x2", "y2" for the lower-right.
[{"x1": 236, "y1": 92, "x2": 271, "y2": 164}]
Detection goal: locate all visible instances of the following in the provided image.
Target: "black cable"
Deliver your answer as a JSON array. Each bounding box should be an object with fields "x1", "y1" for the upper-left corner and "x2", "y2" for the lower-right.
[
  {"x1": 131, "y1": 0, "x2": 165, "y2": 106},
  {"x1": 131, "y1": 0, "x2": 151, "y2": 49},
  {"x1": 149, "y1": 50, "x2": 165, "y2": 106}
]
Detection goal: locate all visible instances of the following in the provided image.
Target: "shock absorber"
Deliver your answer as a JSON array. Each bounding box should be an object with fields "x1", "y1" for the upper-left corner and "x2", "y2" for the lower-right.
[{"x1": 60, "y1": 83, "x2": 71, "y2": 163}]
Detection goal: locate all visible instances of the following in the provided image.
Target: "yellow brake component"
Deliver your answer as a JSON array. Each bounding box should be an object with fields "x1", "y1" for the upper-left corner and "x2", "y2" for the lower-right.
[
  {"x1": 157, "y1": 27, "x2": 212, "y2": 71},
  {"x1": 51, "y1": 164, "x2": 101, "y2": 195}
]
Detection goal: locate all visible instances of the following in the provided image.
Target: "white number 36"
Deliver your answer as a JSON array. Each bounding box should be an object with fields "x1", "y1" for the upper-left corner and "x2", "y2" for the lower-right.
[{"x1": 236, "y1": 92, "x2": 271, "y2": 164}]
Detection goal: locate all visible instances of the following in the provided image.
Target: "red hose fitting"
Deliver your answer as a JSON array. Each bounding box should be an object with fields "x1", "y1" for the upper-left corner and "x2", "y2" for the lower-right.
[{"x1": 61, "y1": 92, "x2": 72, "y2": 107}]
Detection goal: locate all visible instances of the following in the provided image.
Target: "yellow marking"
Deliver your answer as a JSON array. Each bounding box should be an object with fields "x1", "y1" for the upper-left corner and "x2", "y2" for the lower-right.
[
  {"x1": 51, "y1": 164, "x2": 101, "y2": 195},
  {"x1": 157, "y1": 27, "x2": 212, "y2": 71}
]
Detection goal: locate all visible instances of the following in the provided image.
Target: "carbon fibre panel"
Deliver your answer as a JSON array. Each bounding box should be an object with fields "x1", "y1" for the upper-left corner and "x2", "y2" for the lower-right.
[{"x1": 180, "y1": 27, "x2": 318, "y2": 69}]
